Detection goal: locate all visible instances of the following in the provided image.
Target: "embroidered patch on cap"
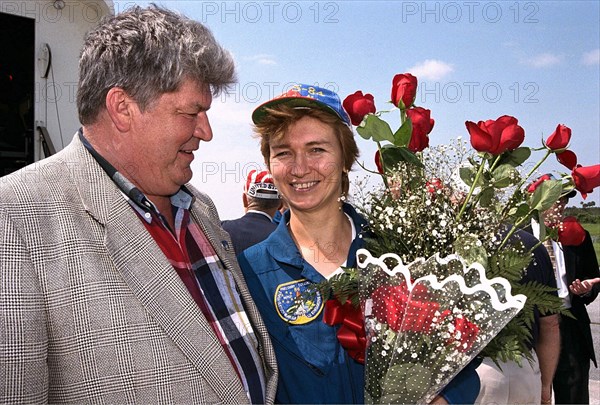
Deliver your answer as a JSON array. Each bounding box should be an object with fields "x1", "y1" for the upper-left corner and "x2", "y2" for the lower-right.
[{"x1": 274, "y1": 279, "x2": 323, "y2": 325}]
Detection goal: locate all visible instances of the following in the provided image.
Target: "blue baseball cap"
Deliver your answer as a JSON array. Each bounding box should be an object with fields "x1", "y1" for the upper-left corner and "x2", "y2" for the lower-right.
[{"x1": 252, "y1": 83, "x2": 351, "y2": 126}]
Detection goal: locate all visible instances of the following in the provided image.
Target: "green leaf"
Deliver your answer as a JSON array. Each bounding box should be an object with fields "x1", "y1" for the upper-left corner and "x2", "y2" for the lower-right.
[
  {"x1": 477, "y1": 187, "x2": 495, "y2": 207},
  {"x1": 356, "y1": 114, "x2": 394, "y2": 143},
  {"x1": 500, "y1": 147, "x2": 531, "y2": 167},
  {"x1": 459, "y1": 166, "x2": 477, "y2": 187},
  {"x1": 393, "y1": 119, "x2": 413, "y2": 147},
  {"x1": 380, "y1": 145, "x2": 424, "y2": 170},
  {"x1": 529, "y1": 179, "x2": 563, "y2": 212},
  {"x1": 508, "y1": 202, "x2": 530, "y2": 218},
  {"x1": 492, "y1": 164, "x2": 518, "y2": 188}
]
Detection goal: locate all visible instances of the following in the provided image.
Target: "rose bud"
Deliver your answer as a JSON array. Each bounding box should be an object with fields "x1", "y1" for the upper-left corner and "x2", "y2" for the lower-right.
[
  {"x1": 557, "y1": 216, "x2": 587, "y2": 246},
  {"x1": 426, "y1": 178, "x2": 444, "y2": 194},
  {"x1": 556, "y1": 150, "x2": 578, "y2": 170},
  {"x1": 572, "y1": 164, "x2": 600, "y2": 199},
  {"x1": 391, "y1": 73, "x2": 418, "y2": 109},
  {"x1": 343, "y1": 91, "x2": 376, "y2": 126},
  {"x1": 375, "y1": 150, "x2": 383, "y2": 174},
  {"x1": 406, "y1": 107, "x2": 434, "y2": 152},
  {"x1": 527, "y1": 174, "x2": 552, "y2": 193},
  {"x1": 545, "y1": 124, "x2": 571, "y2": 151}
]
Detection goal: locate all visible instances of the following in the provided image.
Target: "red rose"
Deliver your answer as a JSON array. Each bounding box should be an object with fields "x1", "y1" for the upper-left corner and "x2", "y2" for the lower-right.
[
  {"x1": 465, "y1": 115, "x2": 525, "y2": 155},
  {"x1": 391, "y1": 73, "x2": 418, "y2": 109},
  {"x1": 371, "y1": 284, "x2": 407, "y2": 331},
  {"x1": 448, "y1": 316, "x2": 479, "y2": 353},
  {"x1": 527, "y1": 174, "x2": 552, "y2": 193},
  {"x1": 426, "y1": 178, "x2": 443, "y2": 194},
  {"x1": 402, "y1": 295, "x2": 440, "y2": 333},
  {"x1": 406, "y1": 107, "x2": 434, "y2": 152},
  {"x1": 545, "y1": 124, "x2": 572, "y2": 151},
  {"x1": 572, "y1": 164, "x2": 600, "y2": 199},
  {"x1": 557, "y1": 150, "x2": 578, "y2": 170},
  {"x1": 557, "y1": 216, "x2": 587, "y2": 246},
  {"x1": 371, "y1": 283, "x2": 439, "y2": 333},
  {"x1": 374, "y1": 150, "x2": 383, "y2": 174},
  {"x1": 343, "y1": 91, "x2": 376, "y2": 126}
]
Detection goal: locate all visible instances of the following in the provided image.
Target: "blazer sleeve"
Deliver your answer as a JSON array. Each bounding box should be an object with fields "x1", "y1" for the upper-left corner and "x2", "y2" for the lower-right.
[
  {"x1": 0, "y1": 207, "x2": 49, "y2": 404},
  {"x1": 577, "y1": 231, "x2": 600, "y2": 305}
]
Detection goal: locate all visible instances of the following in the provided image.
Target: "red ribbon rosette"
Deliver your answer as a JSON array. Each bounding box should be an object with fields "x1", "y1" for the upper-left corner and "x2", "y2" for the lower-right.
[{"x1": 323, "y1": 299, "x2": 367, "y2": 364}]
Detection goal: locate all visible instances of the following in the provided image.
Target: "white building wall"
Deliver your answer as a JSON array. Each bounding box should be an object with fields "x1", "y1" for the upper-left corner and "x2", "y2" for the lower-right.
[{"x1": 0, "y1": 0, "x2": 113, "y2": 159}]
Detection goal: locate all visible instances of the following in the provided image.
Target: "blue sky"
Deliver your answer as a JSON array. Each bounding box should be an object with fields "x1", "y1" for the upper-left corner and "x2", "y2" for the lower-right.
[{"x1": 114, "y1": 1, "x2": 600, "y2": 219}]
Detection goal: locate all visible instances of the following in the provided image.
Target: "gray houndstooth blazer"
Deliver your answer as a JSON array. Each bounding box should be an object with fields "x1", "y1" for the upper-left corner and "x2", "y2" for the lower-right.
[{"x1": 0, "y1": 135, "x2": 278, "y2": 404}]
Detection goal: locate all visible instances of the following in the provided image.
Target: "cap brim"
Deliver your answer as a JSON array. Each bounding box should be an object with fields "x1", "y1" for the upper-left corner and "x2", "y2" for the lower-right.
[{"x1": 252, "y1": 96, "x2": 346, "y2": 125}]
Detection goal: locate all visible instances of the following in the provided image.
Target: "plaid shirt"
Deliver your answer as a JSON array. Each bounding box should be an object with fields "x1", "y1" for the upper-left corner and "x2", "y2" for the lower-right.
[{"x1": 80, "y1": 131, "x2": 266, "y2": 404}]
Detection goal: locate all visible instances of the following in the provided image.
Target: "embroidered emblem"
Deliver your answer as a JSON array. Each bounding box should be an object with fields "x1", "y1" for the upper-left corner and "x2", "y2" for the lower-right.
[{"x1": 274, "y1": 279, "x2": 323, "y2": 324}]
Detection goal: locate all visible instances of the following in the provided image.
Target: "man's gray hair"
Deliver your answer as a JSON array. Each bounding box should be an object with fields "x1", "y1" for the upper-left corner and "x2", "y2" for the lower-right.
[{"x1": 77, "y1": 4, "x2": 236, "y2": 124}]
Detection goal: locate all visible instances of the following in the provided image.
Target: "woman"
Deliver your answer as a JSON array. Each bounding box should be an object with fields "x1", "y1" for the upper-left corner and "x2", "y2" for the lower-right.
[{"x1": 238, "y1": 84, "x2": 479, "y2": 404}]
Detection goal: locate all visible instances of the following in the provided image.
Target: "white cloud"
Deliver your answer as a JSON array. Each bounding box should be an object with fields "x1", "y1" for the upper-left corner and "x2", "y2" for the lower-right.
[
  {"x1": 582, "y1": 49, "x2": 600, "y2": 66},
  {"x1": 245, "y1": 53, "x2": 277, "y2": 65},
  {"x1": 520, "y1": 53, "x2": 562, "y2": 68},
  {"x1": 407, "y1": 59, "x2": 454, "y2": 81}
]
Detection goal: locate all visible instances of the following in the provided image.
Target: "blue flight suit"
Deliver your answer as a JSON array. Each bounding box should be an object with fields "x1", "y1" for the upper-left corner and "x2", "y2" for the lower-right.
[{"x1": 238, "y1": 203, "x2": 480, "y2": 404}]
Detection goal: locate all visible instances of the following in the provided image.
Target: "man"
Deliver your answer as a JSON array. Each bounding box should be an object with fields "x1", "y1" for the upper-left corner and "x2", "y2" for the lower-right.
[
  {"x1": 0, "y1": 6, "x2": 277, "y2": 404},
  {"x1": 533, "y1": 191, "x2": 600, "y2": 404},
  {"x1": 476, "y1": 229, "x2": 561, "y2": 405},
  {"x1": 222, "y1": 169, "x2": 282, "y2": 255}
]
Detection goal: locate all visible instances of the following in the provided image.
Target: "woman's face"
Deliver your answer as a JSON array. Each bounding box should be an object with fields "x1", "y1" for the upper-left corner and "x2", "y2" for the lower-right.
[{"x1": 269, "y1": 115, "x2": 345, "y2": 214}]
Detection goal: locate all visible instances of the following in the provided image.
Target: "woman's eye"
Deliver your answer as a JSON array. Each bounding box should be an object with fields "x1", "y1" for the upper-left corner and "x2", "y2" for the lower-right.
[{"x1": 273, "y1": 151, "x2": 290, "y2": 158}]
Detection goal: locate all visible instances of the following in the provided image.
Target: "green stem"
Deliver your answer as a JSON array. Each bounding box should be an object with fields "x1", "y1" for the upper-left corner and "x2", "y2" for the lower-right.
[
  {"x1": 499, "y1": 148, "x2": 553, "y2": 222},
  {"x1": 375, "y1": 141, "x2": 393, "y2": 193},
  {"x1": 488, "y1": 154, "x2": 503, "y2": 173},
  {"x1": 518, "y1": 149, "x2": 552, "y2": 190},
  {"x1": 456, "y1": 156, "x2": 487, "y2": 220},
  {"x1": 470, "y1": 154, "x2": 502, "y2": 209},
  {"x1": 498, "y1": 209, "x2": 534, "y2": 250}
]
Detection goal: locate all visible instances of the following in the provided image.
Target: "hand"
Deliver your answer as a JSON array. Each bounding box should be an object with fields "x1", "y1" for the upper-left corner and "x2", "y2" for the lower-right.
[
  {"x1": 429, "y1": 395, "x2": 449, "y2": 404},
  {"x1": 569, "y1": 278, "x2": 600, "y2": 295}
]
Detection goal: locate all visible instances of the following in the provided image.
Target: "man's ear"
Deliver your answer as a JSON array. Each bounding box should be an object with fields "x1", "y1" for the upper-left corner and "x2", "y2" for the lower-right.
[
  {"x1": 242, "y1": 194, "x2": 249, "y2": 208},
  {"x1": 105, "y1": 87, "x2": 134, "y2": 132}
]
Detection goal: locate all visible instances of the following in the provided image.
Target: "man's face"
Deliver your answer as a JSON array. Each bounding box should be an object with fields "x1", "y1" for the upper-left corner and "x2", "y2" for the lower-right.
[{"x1": 119, "y1": 79, "x2": 213, "y2": 200}]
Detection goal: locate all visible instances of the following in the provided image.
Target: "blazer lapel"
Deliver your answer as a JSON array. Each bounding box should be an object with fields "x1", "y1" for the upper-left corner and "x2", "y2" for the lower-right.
[
  {"x1": 68, "y1": 136, "x2": 248, "y2": 403},
  {"x1": 189, "y1": 192, "x2": 279, "y2": 403}
]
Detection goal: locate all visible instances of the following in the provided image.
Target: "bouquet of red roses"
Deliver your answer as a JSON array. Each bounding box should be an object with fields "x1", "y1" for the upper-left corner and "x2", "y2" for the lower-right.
[
  {"x1": 358, "y1": 250, "x2": 525, "y2": 404},
  {"x1": 319, "y1": 72, "x2": 600, "y2": 404}
]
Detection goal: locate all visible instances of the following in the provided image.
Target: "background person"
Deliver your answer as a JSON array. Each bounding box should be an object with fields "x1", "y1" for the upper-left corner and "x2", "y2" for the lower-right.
[
  {"x1": 0, "y1": 6, "x2": 277, "y2": 404},
  {"x1": 475, "y1": 229, "x2": 560, "y2": 405},
  {"x1": 222, "y1": 169, "x2": 282, "y2": 255},
  {"x1": 238, "y1": 83, "x2": 480, "y2": 404},
  {"x1": 532, "y1": 188, "x2": 600, "y2": 405}
]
